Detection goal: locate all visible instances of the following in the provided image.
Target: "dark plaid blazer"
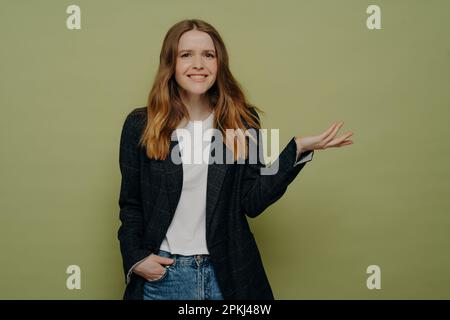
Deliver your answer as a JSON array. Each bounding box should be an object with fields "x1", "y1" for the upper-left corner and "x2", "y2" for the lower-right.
[{"x1": 117, "y1": 106, "x2": 314, "y2": 300}]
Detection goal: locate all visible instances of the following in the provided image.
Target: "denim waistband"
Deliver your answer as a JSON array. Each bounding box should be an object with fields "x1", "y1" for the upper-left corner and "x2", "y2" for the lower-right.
[{"x1": 156, "y1": 249, "x2": 211, "y2": 268}]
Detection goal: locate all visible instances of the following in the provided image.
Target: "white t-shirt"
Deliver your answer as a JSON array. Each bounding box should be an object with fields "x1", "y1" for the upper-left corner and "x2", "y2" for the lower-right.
[{"x1": 159, "y1": 110, "x2": 214, "y2": 255}]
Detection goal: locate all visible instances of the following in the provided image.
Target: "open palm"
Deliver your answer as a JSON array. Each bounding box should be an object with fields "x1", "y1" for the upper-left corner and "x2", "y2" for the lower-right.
[{"x1": 296, "y1": 121, "x2": 353, "y2": 153}]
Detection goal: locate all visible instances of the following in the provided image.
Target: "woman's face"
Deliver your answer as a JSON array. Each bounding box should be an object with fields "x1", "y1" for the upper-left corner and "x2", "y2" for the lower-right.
[{"x1": 175, "y1": 29, "x2": 218, "y2": 98}]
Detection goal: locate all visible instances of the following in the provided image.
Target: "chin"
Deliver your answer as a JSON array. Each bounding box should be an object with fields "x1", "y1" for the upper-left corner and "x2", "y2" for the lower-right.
[
  {"x1": 182, "y1": 85, "x2": 213, "y2": 96},
  {"x1": 187, "y1": 89, "x2": 209, "y2": 95}
]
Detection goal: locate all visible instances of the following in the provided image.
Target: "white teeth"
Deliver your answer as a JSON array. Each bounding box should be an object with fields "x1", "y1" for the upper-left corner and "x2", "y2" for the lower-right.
[{"x1": 189, "y1": 75, "x2": 207, "y2": 78}]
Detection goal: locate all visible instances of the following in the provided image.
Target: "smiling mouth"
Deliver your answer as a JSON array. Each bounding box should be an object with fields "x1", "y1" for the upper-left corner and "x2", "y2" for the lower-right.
[{"x1": 187, "y1": 75, "x2": 208, "y2": 82}]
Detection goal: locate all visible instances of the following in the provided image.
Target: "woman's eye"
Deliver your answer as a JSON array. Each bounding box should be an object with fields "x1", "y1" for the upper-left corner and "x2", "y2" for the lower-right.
[{"x1": 180, "y1": 52, "x2": 215, "y2": 58}]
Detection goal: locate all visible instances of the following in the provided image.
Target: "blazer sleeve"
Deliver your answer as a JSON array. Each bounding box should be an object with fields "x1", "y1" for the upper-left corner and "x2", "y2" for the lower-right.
[
  {"x1": 241, "y1": 108, "x2": 314, "y2": 218},
  {"x1": 117, "y1": 110, "x2": 152, "y2": 284}
]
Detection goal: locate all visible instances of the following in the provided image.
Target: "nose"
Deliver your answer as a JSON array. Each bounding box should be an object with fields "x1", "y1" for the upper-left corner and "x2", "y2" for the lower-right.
[{"x1": 193, "y1": 55, "x2": 204, "y2": 70}]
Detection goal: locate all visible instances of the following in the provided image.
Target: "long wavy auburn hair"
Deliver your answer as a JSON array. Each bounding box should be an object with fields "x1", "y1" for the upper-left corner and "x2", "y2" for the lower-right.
[{"x1": 138, "y1": 19, "x2": 264, "y2": 161}]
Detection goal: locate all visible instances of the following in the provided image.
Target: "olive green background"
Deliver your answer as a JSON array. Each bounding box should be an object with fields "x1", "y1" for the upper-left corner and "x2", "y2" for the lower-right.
[{"x1": 1, "y1": 0, "x2": 449, "y2": 299}]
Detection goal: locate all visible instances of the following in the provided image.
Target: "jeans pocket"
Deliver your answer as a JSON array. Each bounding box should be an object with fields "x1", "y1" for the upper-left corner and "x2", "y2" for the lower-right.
[{"x1": 146, "y1": 267, "x2": 169, "y2": 283}]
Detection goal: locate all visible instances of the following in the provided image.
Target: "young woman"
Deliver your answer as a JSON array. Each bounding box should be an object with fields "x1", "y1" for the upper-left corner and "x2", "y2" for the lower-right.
[{"x1": 118, "y1": 19, "x2": 353, "y2": 300}]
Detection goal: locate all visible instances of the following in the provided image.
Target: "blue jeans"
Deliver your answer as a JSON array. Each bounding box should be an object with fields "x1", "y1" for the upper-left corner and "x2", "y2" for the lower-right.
[{"x1": 143, "y1": 249, "x2": 224, "y2": 300}]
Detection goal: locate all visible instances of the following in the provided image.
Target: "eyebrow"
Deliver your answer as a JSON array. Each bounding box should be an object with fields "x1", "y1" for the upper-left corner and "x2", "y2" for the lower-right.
[{"x1": 178, "y1": 49, "x2": 216, "y2": 54}]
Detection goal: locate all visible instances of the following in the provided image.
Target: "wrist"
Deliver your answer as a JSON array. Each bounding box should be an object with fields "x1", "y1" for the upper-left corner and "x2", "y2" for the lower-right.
[{"x1": 294, "y1": 137, "x2": 303, "y2": 155}]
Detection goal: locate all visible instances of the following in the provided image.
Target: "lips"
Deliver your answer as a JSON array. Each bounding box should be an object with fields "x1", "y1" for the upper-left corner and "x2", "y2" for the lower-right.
[{"x1": 187, "y1": 74, "x2": 208, "y2": 82}]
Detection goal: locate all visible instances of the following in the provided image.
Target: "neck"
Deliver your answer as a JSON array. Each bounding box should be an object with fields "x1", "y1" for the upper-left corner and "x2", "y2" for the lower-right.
[{"x1": 180, "y1": 90, "x2": 213, "y2": 121}]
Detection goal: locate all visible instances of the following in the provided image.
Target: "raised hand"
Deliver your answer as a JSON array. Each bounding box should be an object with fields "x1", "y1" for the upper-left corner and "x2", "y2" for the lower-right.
[{"x1": 295, "y1": 121, "x2": 353, "y2": 154}]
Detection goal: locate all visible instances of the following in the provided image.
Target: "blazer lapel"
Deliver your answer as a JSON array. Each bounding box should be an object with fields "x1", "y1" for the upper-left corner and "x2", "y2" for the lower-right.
[
  {"x1": 163, "y1": 135, "x2": 229, "y2": 230},
  {"x1": 162, "y1": 139, "x2": 184, "y2": 220},
  {"x1": 205, "y1": 142, "x2": 229, "y2": 231}
]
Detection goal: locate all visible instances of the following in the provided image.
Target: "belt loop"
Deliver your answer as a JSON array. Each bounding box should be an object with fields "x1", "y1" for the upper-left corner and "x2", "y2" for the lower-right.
[
  {"x1": 194, "y1": 255, "x2": 201, "y2": 267},
  {"x1": 172, "y1": 254, "x2": 177, "y2": 267}
]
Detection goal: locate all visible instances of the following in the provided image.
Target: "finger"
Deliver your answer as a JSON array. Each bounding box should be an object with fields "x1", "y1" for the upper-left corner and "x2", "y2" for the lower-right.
[
  {"x1": 147, "y1": 268, "x2": 166, "y2": 280},
  {"x1": 323, "y1": 122, "x2": 344, "y2": 145},
  {"x1": 324, "y1": 130, "x2": 352, "y2": 147},
  {"x1": 336, "y1": 131, "x2": 353, "y2": 142},
  {"x1": 152, "y1": 268, "x2": 166, "y2": 276},
  {"x1": 319, "y1": 122, "x2": 340, "y2": 140},
  {"x1": 327, "y1": 140, "x2": 353, "y2": 148},
  {"x1": 337, "y1": 140, "x2": 353, "y2": 147}
]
